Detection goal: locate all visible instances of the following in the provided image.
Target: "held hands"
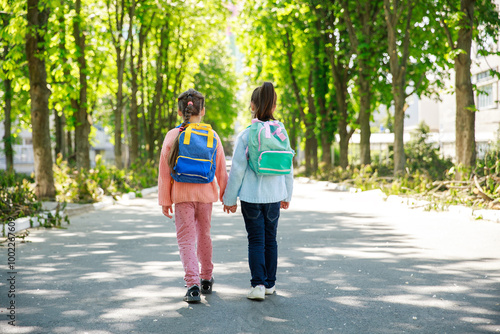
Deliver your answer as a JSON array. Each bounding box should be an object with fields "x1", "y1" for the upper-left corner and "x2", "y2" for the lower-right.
[
  {"x1": 162, "y1": 205, "x2": 173, "y2": 219},
  {"x1": 223, "y1": 202, "x2": 289, "y2": 213},
  {"x1": 223, "y1": 204, "x2": 237, "y2": 214}
]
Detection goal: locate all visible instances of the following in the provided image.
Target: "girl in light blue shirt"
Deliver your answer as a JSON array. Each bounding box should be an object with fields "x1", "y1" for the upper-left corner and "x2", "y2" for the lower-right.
[{"x1": 223, "y1": 82, "x2": 293, "y2": 300}]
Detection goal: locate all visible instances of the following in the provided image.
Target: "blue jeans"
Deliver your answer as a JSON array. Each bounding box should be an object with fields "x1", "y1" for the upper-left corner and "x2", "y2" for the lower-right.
[{"x1": 241, "y1": 201, "x2": 280, "y2": 288}]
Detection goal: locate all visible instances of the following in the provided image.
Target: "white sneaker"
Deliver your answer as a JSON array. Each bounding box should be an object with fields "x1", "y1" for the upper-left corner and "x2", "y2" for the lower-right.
[
  {"x1": 247, "y1": 285, "x2": 265, "y2": 300},
  {"x1": 265, "y1": 286, "x2": 275, "y2": 295}
]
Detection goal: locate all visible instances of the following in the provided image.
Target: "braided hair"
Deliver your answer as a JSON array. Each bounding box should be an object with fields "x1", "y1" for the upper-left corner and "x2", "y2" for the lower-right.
[{"x1": 168, "y1": 88, "x2": 205, "y2": 171}]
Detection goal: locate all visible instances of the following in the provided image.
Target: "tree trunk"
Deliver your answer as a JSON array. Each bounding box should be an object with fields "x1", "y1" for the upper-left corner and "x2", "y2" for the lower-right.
[
  {"x1": 2, "y1": 14, "x2": 14, "y2": 172},
  {"x1": 331, "y1": 63, "x2": 352, "y2": 169},
  {"x1": 304, "y1": 136, "x2": 312, "y2": 174},
  {"x1": 393, "y1": 85, "x2": 406, "y2": 175},
  {"x1": 455, "y1": 0, "x2": 476, "y2": 169},
  {"x1": 106, "y1": 0, "x2": 129, "y2": 170},
  {"x1": 66, "y1": 129, "x2": 73, "y2": 158},
  {"x1": 358, "y1": 72, "x2": 372, "y2": 165},
  {"x1": 3, "y1": 77, "x2": 14, "y2": 172},
  {"x1": 115, "y1": 49, "x2": 124, "y2": 169},
  {"x1": 55, "y1": 0, "x2": 73, "y2": 161},
  {"x1": 321, "y1": 9, "x2": 353, "y2": 170},
  {"x1": 384, "y1": 0, "x2": 413, "y2": 176},
  {"x1": 54, "y1": 2, "x2": 65, "y2": 160},
  {"x1": 321, "y1": 135, "x2": 331, "y2": 165},
  {"x1": 54, "y1": 109, "x2": 63, "y2": 159},
  {"x1": 306, "y1": 72, "x2": 318, "y2": 175},
  {"x1": 73, "y1": 0, "x2": 90, "y2": 169},
  {"x1": 127, "y1": 2, "x2": 138, "y2": 165},
  {"x1": 283, "y1": 28, "x2": 316, "y2": 173},
  {"x1": 129, "y1": 37, "x2": 139, "y2": 165},
  {"x1": 147, "y1": 26, "x2": 167, "y2": 160},
  {"x1": 341, "y1": 0, "x2": 380, "y2": 166},
  {"x1": 312, "y1": 135, "x2": 318, "y2": 173},
  {"x1": 123, "y1": 107, "x2": 129, "y2": 167},
  {"x1": 139, "y1": 25, "x2": 147, "y2": 163},
  {"x1": 26, "y1": 0, "x2": 55, "y2": 199},
  {"x1": 338, "y1": 117, "x2": 350, "y2": 169},
  {"x1": 313, "y1": 23, "x2": 332, "y2": 166}
]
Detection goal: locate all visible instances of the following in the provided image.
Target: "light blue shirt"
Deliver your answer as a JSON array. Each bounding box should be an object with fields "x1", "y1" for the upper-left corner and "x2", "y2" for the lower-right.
[{"x1": 223, "y1": 126, "x2": 294, "y2": 206}]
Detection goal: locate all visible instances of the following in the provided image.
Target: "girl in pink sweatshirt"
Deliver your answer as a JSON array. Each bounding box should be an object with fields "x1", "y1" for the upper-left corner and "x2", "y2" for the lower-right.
[{"x1": 158, "y1": 88, "x2": 228, "y2": 303}]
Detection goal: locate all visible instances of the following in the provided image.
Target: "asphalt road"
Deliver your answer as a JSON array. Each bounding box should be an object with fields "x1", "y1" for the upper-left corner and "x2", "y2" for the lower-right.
[{"x1": 1, "y1": 181, "x2": 499, "y2": 334}]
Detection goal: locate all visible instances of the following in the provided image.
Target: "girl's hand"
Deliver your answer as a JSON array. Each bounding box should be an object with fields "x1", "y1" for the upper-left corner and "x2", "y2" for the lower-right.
[
  {"x1": 162, "y1": 205, "x2": 173, "y2": 218},
  {"x1": 280, "y1": 201, "x2": 290, "y2": 210},
  {"x1": 223, "y1": 204, "x2": 237, "y2": 214}
]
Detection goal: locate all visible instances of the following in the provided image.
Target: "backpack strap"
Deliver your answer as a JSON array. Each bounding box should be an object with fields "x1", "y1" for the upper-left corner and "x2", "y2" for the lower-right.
[
  {"x1": 207, "y1": 129, "x2": 215, "y2": 148},
  {"x1": 252, "y1": 119, "x2": 281, "y2": 139},
  {"x1": 183, "y1": 126, "x2": 193, "y2": 145},
  {"x1": 272, "y1": 127, "x2": 286, "y2": 141},
  {"x1": 263, "y1": 122, "x2": 271, "y2": 138}
]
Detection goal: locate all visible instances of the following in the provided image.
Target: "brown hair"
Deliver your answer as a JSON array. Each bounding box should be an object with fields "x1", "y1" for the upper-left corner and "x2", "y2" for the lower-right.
[
  {"x1": 252, "y1": 82, "x2": 277, "y2": 121},
  {"x1": 168, "y1": 88, "x2": 205, "y2": 171}
]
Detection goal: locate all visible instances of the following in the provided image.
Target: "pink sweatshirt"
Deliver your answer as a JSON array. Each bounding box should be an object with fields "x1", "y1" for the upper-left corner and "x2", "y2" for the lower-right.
[{"x1": 158, "y1": 126, "x2": 228, "y2": 206}]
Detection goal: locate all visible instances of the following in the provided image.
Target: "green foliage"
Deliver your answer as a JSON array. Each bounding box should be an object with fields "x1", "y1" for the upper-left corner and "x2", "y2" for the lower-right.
[
  {"x1": 127, "y1": 159, "x2": 158, "y2": 190},
  {"x1": 475, "y1": 135, "x2": 500, "y2": 178},
  {"x1": 0, "y1": 0, "x2": 31, "y2": 126},
  {"x1": 54, "y1": 154, "x2": 157, "y2": 203},
  {"x1": 54, "y1": 156, "x2": 104, "y2": 203},
  {"x1": 0, "y1": 179, "x2": 41, "y2": 221},
  {"x1": 0, "y1": 176, "x2": 69, "y2": 237},
  {"x1": 195, "y1": 41, "x2": 241, "y2": 146},
  {"x1": 0, "y1": 170, "x2": 35, "y2": 188},
  {"x1": 404, "y1": 122, "x2": 454, "y2": 180}
]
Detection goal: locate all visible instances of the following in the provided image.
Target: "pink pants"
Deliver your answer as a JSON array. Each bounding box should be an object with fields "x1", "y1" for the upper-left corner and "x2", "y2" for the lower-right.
[{"x1": 174, "y1": 202, "x2": 214, "y2": 287}]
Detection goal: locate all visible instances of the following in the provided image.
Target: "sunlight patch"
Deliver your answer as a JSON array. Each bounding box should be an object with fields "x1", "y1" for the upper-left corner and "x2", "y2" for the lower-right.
[
  {"x1": 263, "y1": 316, "x2": 288, "y2": 323},
  {"x1": 21, "y1": 289, "x2": 70, "y2": 298},
  {"x1": 80, "y1": 272, "x2": 118, "y2": 281},
  {"x1": 328, "y1": 296, "x2": 367, "y2": 308}
]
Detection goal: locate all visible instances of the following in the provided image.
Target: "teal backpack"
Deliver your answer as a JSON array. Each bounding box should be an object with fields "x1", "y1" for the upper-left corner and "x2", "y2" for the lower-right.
[{"x1": 247, "y1": 119, "x2": 295, "y2": 175}]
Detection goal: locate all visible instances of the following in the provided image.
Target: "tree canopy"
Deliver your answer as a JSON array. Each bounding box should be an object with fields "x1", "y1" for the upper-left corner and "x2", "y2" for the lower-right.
[{"x1": 1, "y1": 0, "x2": 499, "y2": 199}]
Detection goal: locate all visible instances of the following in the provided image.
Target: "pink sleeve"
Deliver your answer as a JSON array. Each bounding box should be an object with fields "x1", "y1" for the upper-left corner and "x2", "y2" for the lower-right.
[
  {"x1": 214, "y1": 133, "x2": 228, "y2": 202},
  {"x1": 158, "y1": 131, "x2": 175, "y2": 206}
]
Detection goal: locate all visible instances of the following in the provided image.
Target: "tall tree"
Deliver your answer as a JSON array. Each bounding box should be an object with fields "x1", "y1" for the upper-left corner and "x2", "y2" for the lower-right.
[
  {"x1": 312, "y1": 17, "x2": 333, "y2": 166},
  {"x1": 341, "y1": 0, "x2": 385, "y2": 165},
  {"x1": 1, "y1": 10, "x2": 13, "y2": 172},
  {"x1": 128, "y1": 0, "x2": 145, "y2": 165},
  {"x1": 73, "y1": 0, "x2": 91, "y2": 169},
  {"x1": 383, "y1": 0, "x2": 415, "y2": 176},
  {"x1": 106, "y1": 0, "x2": 131, "y2": 169},
  {"x1": 436, "y1": 0, "x2": 500, "y2": 171},
  {"x1": 53, "y1": 1, "x2": 68, "y2": 160},
  {"x1": 383, "y1": 0, "x2": 444, "y2": 176},
  {"x1": 194, "y1": 40, "x2": 239, "y2": 148},
  {"x1": 283, "y1": 26, "x2": 318, "y2": 174},
  {"x1": 26, "y1": 0, "x2": 55, "y2": 199},
  {"x1": 321, "y1": 6, "x2": 355, "y2": 169},
  {"x1": 454, "y1": 0, "x2": 476, "y2": 170}
]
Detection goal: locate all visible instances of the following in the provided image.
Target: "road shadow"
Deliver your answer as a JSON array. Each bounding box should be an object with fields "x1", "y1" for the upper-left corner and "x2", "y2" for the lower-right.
[{"x1": 0, "y1": 191, "x2": 499, "y2": 333}]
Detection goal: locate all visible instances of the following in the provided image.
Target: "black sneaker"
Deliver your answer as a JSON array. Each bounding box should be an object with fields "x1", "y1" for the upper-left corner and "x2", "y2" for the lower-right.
[
  {"x1": 183, "y1": 285, "x2": 201, "y2": 303},
  {"x1": 200, "y1": 277, "x2": 214, "y2": 294}
]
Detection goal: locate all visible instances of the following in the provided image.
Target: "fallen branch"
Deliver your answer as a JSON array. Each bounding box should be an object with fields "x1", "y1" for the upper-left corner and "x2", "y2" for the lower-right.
[{"x1": 473, "y1": 175, "x2": 493, "y2": 201}]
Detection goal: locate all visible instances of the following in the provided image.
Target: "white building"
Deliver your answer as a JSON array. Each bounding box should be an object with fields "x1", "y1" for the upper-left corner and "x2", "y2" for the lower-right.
[
  {"x1": 0, "y1": 122, "x2": 115, "y2": 174},
  {"x1": 361, "y1": 20, "x2": 500, "y2": 164},
  {"x1": 405, "y1": 34, "x2": 500, "y2": 160}
]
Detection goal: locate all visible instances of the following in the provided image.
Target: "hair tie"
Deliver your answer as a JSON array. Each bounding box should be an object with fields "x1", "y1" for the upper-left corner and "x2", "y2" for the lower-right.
[{"x1": 187, "y1": 101, "x2": 193, "y2": 106}]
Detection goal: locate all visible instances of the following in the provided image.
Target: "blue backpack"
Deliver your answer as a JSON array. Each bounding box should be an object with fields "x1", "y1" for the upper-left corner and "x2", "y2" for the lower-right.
[{"x1": 171, "y1": 123, "x2": 217, "y2": 183}]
